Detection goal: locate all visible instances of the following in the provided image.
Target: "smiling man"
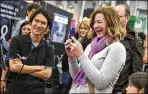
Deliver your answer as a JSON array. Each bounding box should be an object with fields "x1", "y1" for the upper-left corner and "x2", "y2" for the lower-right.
[{"x1": 4, "y1": 8, "x2": 54, "y2": 94}]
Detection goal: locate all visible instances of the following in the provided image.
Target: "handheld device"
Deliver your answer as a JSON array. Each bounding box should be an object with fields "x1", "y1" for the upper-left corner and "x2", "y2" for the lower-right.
[{"x1": 69, "y1": 28, "x2": 76, "y2": 39}]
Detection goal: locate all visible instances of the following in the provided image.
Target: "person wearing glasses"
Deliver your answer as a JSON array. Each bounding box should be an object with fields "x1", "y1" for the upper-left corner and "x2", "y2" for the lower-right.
[{"x1": 113, "y1": 4, "x2": 143, "y2": 94}]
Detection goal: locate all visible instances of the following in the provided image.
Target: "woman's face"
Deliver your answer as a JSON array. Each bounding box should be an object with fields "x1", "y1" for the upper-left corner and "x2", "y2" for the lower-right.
[
  {"x1": 126, "y1": 81, "x2": 143, "y2": 94},
  {"x1": 79, "y1": 23, "x2": 89, "y2": 37},
  {"x1": 93, "y1": 13, "x2": 107, "y2": 38},
  {"x1": 21, "y1": 24, "x2": 32, "y2": 35}
]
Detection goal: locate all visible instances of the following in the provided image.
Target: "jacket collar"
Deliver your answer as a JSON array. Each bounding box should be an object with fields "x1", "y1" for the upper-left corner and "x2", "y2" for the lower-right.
[{"x1": 125, "y1": 26, "x2": 136, "y2": 40}]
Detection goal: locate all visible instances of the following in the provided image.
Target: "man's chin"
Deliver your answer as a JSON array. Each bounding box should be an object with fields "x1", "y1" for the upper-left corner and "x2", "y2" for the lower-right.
[{"x1": 34, "y1": 33, "x2": 43, "y2": 36}]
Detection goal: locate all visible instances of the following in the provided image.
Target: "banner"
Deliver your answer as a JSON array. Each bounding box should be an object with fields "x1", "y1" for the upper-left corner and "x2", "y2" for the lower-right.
[{"x1": 0, "y1": 0, "x2": 27, "y2": 41}]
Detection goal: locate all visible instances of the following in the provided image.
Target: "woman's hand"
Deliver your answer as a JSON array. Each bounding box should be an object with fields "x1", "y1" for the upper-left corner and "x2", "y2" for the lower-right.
[
  {"x1": 70, "y1": 37, "x2": 84, "y2": 58},
  {"x1": 64, "y1": 39, "x2": 75, "y2": 60}
]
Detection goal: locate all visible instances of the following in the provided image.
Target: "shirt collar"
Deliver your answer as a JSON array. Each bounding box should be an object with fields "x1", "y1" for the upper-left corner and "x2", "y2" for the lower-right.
[{"x1": 25, "y1": 33, "x2": 46, "y2": 48}]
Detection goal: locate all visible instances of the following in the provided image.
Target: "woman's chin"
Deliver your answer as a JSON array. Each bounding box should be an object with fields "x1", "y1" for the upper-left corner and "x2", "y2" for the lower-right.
[{"x1": 96, "y1": 34, "x2": 104, "y2": 38}]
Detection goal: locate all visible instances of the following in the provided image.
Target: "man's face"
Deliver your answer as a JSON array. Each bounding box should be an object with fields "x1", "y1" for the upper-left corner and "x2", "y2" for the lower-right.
[
  {"x1": 31, "y1": 13, "x2": 48, "y2": 36},
  {"x1": 115, "y1": 5, "x2": 129, "y2": 28}
]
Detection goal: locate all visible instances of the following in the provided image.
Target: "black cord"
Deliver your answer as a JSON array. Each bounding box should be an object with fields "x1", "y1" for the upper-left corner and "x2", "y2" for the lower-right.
[{"x1": 9, "y1": 52, "x2": 32, "y2": 94}]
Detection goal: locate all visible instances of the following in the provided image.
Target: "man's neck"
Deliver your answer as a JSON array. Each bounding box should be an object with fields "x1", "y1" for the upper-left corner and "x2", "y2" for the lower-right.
[
  {"x1": 30, "y1": 33, "x2": 42, "y2": 46},
  {"x1": 123, "y1": 26, "x2": 128, "y2": 36}
]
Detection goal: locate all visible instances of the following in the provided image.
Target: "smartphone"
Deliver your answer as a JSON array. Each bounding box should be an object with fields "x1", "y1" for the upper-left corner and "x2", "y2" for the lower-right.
[{"x1": 69, "y1": 28, "x2": 76, "y2": 39}]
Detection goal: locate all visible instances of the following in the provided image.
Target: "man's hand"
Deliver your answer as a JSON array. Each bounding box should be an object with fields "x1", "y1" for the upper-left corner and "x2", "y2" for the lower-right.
[{"x1": 0, "y1": 80, "x2": 6, "y2": 94}]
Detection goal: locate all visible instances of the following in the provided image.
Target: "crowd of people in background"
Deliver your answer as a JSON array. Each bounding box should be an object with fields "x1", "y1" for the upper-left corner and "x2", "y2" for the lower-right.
[{"x1": 0, "y1": 2, "x2": 147, "y2": 94}]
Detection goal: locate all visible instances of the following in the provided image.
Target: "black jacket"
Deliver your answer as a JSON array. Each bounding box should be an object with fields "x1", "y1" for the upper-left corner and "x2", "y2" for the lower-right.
[{"x1": 113, "y1": 26, "x2": 143, "y2": 93}]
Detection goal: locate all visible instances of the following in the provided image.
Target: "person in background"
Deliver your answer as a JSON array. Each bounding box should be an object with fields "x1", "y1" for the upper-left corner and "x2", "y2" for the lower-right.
[
  {"x1": 3, "y1": 8, "x2": 54, "y2": 94},
  {"x1": 126, "y1": 72, "x2": 148, "y2": 94},
  {"x1": 11, "y1": 2, "x2": 41, "y2": 38},
  {"x1": 138, "y1": 32, "x2": 146, "y2": 44},
  {"x1": 137, "y1": 32, "x2": 147, "y2": 72},
  {"x1": 61, "y1": 18, "x2": 92, "y2": 94},
  {"x1": 113, "y1": 4, "x2": 144, "y2": 94},
  {"x1": 143, "y1": 36, "x2": 147, "y2": 72},
  {"x1": 20, "y1": 21, "x2": 32, "y2": 35},
  {"x1": 0, "y1": 21, "x2": 32, "y2": 94},
  {"x1": 77, "y1": 18, "x2": 92, "y2": 50},
  {"x1": 64, "y1": 6, "x2": 126, "y2": 93}
]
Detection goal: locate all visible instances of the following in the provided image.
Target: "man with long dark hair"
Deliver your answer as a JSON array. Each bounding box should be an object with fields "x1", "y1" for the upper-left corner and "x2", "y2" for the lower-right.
[{"x1": 4, "y1": 8, "x2": 54, "y2": 94}]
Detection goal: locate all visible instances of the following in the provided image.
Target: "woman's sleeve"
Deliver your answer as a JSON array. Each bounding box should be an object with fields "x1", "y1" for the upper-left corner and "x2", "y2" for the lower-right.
[
  {"x1": 68, "y1": 44, "x2": 90, "y2": 79},
  {"x1": 78, "y1": 42, "x2": 126, "y2": 90},
  {"x1": 68, "y1": 59, "x2": 79, "y2": 79}
]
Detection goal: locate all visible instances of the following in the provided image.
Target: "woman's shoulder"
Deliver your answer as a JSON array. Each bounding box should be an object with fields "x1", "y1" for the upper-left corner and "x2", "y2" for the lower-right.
[
  {"x1": 108, "y1": 41, "x2": 126, "y2": 51},
  {"x1": 110, "y1": 41, "x2": 124, "y2": 47}
]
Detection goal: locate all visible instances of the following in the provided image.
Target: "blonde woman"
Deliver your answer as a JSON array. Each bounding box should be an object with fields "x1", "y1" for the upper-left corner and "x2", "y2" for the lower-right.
[{"x1": 77, "y1": 18, "x2": 92, "y2": 49}]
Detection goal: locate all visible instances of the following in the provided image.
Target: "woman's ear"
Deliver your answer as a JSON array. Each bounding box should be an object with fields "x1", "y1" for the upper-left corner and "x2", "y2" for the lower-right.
[{"x1": 138, "y1": 88, "x2": 144, "y2": 94}]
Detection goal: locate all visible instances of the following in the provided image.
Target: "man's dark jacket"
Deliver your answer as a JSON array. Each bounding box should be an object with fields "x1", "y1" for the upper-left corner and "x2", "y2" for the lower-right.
[{"x1": 113, "y1": 26, "x2": 143, "y2": 93}]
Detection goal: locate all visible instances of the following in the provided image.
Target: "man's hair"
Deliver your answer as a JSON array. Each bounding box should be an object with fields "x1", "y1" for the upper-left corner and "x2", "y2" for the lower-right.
[
  {"x1": 29, "y1": 8, "x2": 52, "y2": 29},
  {"x1": 89, "y1": 6, "x2": 124, "y2": 42},
  {"x1": 26, "y1": 2, "x2": 41, "y2": 16},
  {"x1": 116, "y1": 4, "x2": 130, "y2": 16},
  {"x1": 129, "y1": 72, "x2": 148, "y2": 89}
]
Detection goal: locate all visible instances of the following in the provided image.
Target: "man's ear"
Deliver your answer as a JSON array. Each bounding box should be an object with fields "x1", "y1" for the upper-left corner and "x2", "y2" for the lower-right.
[
  {"x1": 44, "y1": 27, "x2": 50, "y2": 35},
  {"x1": 127, "y1": 16, "x2": 130, "y2": 22}
]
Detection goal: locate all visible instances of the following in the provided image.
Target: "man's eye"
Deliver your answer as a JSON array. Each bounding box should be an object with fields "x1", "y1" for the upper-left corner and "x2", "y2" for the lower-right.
[
  {"x1": 41, "y1": 22, "x2": 46, "y2": 25},
  {"x1": 35, "y1": 19, "x2": 39, "y2": 22}
]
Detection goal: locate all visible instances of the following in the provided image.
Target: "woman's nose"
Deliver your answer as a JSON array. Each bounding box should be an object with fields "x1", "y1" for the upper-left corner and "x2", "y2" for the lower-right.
[{"x1": 93, "y1": 23, "x2": 98, "y2": 28}]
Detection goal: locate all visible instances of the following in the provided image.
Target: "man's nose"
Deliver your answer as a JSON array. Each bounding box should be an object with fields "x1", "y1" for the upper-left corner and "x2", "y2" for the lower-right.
[{"x1": 37, "y1": 22, "x2": 42, "y2": 27}]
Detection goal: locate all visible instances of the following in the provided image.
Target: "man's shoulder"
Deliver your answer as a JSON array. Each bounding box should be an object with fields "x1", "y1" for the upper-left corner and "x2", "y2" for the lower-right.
[
  {"x1": 126, "y1": 27, "x2": 142, "y2": 42},
  {"x1": 11, "y1": 34, "x2": 30, "y2": 43},
  {"x1": 43, "y1": 39, "x2": 54, "y2": 50}
]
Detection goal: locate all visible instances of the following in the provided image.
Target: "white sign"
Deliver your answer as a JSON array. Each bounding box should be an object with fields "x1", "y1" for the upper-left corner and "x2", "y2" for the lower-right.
[{"x1": 54, "y1": 13, "x2": 68, "y2": 25}]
